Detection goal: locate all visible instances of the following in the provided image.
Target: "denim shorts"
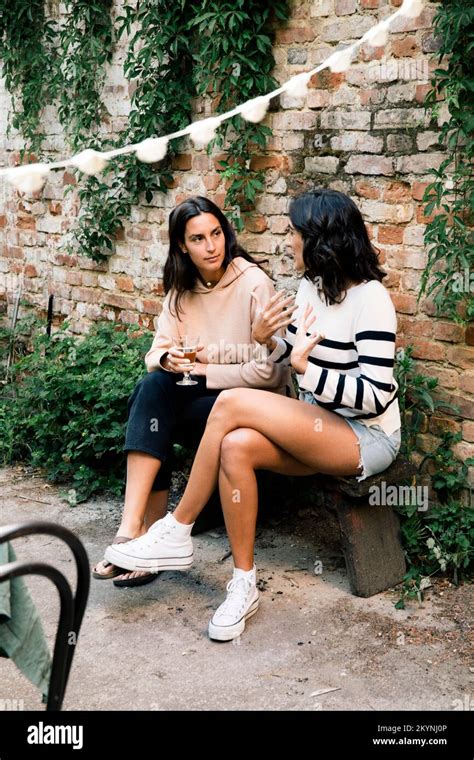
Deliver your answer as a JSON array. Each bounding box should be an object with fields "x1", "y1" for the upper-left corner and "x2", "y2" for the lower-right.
[{"x1": 298, "y1": 390, "x2": 401, "y2": 482}]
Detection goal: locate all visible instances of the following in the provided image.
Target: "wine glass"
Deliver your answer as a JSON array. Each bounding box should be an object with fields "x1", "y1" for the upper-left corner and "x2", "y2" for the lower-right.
[{"x1": 175, "y1": 334, "x2": 199, "y2": 386}]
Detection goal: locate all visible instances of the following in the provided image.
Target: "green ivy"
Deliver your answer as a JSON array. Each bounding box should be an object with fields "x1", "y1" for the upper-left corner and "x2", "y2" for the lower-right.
[
  {"x1": 53, "y1": 0, "x2": 114, "y2": 152},
  {"x1": 0, "y1": 317, "x2": 152, "y2": 502},
  {"x1": 190, "y1": 1, "x2": 289, "y2": 230},
  {"x1": 68, "y1": 0, "x2": 198, "y2": 261},
  {"x1": 419, "y1": 0, "x2": 474, "y2": 323},
  {"x1": 0, "y1": 0, "x2": 57, "y2": 157}
]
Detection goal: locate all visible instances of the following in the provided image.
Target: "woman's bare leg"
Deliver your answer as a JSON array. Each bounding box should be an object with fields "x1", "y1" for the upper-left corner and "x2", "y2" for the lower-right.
[
  {"x1": 174, "y1": 388, "x2": 361, "y2": 525},
  {"x1": 94, "y1": 452, "x2": 165, "y2": 576},
  {"x1": 218, "y1": 428, "x2": 319, "y2": 570}
]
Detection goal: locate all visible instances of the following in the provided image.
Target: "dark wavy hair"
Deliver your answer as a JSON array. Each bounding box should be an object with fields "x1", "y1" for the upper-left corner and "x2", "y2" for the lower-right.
[
  {"x1": 289, "y1": 188, "x2": 386, "y2": 305},
  {"x1": 163, "y1": 196, "x2": 267, "y2": 318}
]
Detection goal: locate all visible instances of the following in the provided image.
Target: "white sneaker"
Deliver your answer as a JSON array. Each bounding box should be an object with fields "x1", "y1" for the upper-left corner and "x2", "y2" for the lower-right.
[
  {"x1": 104, "y1": 513, "x2": 193, "y2": 573},
  {"x1": 208, "y1": 572, "x2": 259, "y2": 641}
]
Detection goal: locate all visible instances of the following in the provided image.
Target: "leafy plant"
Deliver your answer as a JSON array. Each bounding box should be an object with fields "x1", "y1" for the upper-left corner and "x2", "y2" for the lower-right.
[
  {"x1": 419, "y1": 0, "x2": 474, "y2": 323},
  {"x1": 53, "y1": 0, "x2": 115, "y2": 152},
  {"x1": 0, "y1": 0, "x2": 58, "y2": 156},
  {"x1": 394, "y1": 345, "x2": 457, "y2": 458},
  {"x1": 0, "y1": 318, "x2": 152, "y2": 502}
]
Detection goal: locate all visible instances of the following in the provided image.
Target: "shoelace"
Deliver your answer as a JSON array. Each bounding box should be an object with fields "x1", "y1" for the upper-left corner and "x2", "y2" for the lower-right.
[{"x1": 218, "y1": 576, "x2": 254, "y2": 617}]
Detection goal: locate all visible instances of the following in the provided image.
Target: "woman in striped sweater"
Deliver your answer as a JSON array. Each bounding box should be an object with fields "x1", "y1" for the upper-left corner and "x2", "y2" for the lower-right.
[{"x1": 106, "y1": 189, "x2": 401, "y2": 639}]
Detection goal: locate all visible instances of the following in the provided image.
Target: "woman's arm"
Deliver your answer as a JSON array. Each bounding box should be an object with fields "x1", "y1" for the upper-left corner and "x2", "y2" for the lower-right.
[
  {"x1": 294, "y1": 288, "x2": 398, "y2": 418},
  {"x1": 205, "y1": 277, "x2": 291, "y2": 390},
  {"x1": 144, "y1": 293, "x2": 178, "y2": 372}
]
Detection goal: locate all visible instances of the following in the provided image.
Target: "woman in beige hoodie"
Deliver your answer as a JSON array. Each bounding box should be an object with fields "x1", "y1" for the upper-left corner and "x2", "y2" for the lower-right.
[{"x1": 93, "y1": 196, "x2": 293, "y2": 585}]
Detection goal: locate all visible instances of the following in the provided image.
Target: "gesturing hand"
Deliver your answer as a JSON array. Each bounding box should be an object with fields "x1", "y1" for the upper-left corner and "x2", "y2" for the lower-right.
[
  {"x1": 250, "y1": 288, "x2": 298, "y2": 348},
  {"x1": 290, "y1": 303, "x2": 325, "y2": 375}
]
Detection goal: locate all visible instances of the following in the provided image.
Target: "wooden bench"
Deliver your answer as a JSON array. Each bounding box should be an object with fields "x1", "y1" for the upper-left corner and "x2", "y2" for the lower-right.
[
  {"x1": 192, "y1": 455, "x2": 415, "y2": 598},
  {"x1": 314, "y1": 456, "x2": 416, "y2": 597}
]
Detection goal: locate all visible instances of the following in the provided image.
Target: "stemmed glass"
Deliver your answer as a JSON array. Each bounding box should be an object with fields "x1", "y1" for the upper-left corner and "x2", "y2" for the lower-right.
[{"x1": 175, "y1": 334, "x2": 199, "y2": 386}]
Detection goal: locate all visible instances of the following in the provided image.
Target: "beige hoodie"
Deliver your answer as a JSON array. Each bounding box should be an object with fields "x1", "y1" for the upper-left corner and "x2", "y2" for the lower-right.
[{"x1": 145, "y1": 256, "x2": 293, "y2": 395}]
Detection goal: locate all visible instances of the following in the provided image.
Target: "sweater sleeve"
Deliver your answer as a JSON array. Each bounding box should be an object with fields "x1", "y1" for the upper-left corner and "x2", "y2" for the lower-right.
[
  {"x1": 298, "y1": 287, "x2": 398, "y2": 417},
  {"x1": 144, "y1": 293, "x2": 179, "y2": 372},
  {"x1": 205, "y1": 274, "x2": 285, "y2": 390}
]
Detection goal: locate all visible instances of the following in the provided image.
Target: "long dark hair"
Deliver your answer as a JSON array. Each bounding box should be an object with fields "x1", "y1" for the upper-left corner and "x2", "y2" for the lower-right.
[
  {"x1": 289, "y1": 188, "x2": 386, "y2": 305},
  {"x1": 163, "y1": 196, "x2": 266, "y2": 318}
]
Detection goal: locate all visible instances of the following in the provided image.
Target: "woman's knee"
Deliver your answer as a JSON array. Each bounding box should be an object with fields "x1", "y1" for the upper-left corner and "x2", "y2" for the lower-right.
[
  {"x1": 208, "y1": 388, "x2": 251, "y2": 424},
  {"x1": 220, "y1": 429, "x2": 257, "y2": 472}
]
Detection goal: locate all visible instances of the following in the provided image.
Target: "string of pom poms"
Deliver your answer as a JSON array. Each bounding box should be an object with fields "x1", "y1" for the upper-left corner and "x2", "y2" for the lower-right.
[{"x1": 0, "y1": 0, "x2": 423, "y2": 195}]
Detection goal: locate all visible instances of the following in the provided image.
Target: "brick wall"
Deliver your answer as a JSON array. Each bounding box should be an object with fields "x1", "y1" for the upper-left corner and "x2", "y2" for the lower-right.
[{"x1": 0, "y1": 0, "x2": 473, "y2": 477}]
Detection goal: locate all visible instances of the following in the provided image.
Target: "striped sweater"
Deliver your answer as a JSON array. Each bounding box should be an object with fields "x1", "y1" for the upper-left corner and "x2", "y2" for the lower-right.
[{"x1": 268, "y1": 277, "x2": 401, "y2": 436}]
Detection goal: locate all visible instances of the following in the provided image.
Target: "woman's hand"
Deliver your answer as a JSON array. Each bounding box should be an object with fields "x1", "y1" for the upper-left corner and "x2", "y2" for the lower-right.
[
  {"x1": 189, "y1": 361, "x2": 207, "y2": 377},
  {"x1": 250, "y1": 289, "x2": 298, "y2": 348},
  {"x1": 161, "y1": 343, "x2": 204, "y2": 374},
  {"x1": 290, "y1": 303, "x2": 325, "y2": 375}
]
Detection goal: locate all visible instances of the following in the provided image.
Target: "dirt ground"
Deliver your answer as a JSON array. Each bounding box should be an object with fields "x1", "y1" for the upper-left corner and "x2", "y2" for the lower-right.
[{"x1": 0, "y1": 464, "x2": 472, "y2": 712}]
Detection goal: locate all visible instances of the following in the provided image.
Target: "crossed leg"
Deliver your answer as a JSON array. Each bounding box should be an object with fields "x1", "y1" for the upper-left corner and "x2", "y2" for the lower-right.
[{"x1": 174, "y1": 388, "x2": 362, "y2": 533}]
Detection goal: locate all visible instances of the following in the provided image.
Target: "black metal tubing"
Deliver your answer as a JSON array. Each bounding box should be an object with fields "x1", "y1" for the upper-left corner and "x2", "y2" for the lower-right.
[{"x1": 0, "y1": 521, "x2": 90, "y2": 710}]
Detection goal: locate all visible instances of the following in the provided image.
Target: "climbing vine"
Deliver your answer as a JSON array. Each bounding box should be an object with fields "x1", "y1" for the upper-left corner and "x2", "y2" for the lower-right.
[
  {"x1": 53, "y1": 0, "x2": 115, "y2": 152},
  {"x1": 190, "y1": 1, "x2": 290, "y2": 230},
  {"x1": 0, "y1": 0, "x2": 57, "y2": 157},
  {"x1": 69, "y1": 0, "x2": 198, "y2": 260},
  {"x1": 419, "y1": 0, "x2": 474, "y2": 323}
]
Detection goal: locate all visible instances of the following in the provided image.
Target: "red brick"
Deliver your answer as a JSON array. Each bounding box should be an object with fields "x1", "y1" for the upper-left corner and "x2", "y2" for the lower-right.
[
  {"x1": 102, "y1": 293, "x2": 137, "y2": 310},
  {"x1": 391, "y1": 36, "x2": 419, "y2": 58},
  {"x1": 65, "y1": 271, "x2": 82, "y2": 286},
  {"x1": 436, "y1": 392, "x2": 474, "y2": 420},
  {"x1": 411, "y1": 339, "x2": 445, "y2": 361},
  {"x1": 116, "y1": 275, "x2": 134, "y2": 292},
  {"x1": 63, "y1": 172, "x2": 76, "y2": 186},
  {"x1": 193, "y1": 155, "x2": 213, "y2": 171},
  {"x1": 383, "y1": 181, "x2": 411, "y2": 203},
  {"x1": 0, "y1": 215, "x2": 6, "y2": 228},
  {"x1": 127, "y1": 227, "x2": 153, "y2": 241},
  {"x1": 433, "y1": 322, "x2": 465, "y2": 343},
  {"x1": 275, "y1": 26, "x2": 317, "y2": 44},
  {"x1": 416, "y1": 364, "x2": 459, "y2": 390},
  {"x1": 54, "y1": 253, "x2": 78, "y2": 267},
  {"x1": 49, "y1": 201, "x2": 62, "y2": 215},
  {"x1": 462, "y1": 421, "x2": 474, "y2": 443},
  {"x1": 416, "y1": 84, "x2": 431, "y2": 103},
  {"x1": 412, "y1": 182, "x2": 429, "y2": 201},
  {"x1": 141, "y1": 298, "x2": 162, "y2": 316},
  {"x1": 391, "y1": 292, "x2": 418, "y2": 314},
  {"x1": 429, "y1": 416, "x2": 461, "y2": 436},
  {"x1": 360, "y1": 0, "x2": 379, "y2": 7},
  {"x1": 24, "y1": 264, "x2": 37, "y2": 278},
  {"x1": 446, "y1": 346, "x2": 474, "y2": 370},
  {"x1": 465, "y1": 324, "x2": 474, "y2": 346},
  {"x1": 71, "y1": 286, "x2": 100, "y2": 304},
  {"x1": 459, "y1": 374, "x2": 474, "y2": 394},
  {"x1": 171, "y1": 154, "x2": 192, "y2": 171},
  {"x1": 378, "y1": 225, "x2": 404, "y2": 244},
  {"x1": 3, "y1": 245, "x2": 23, "y2": 259},
  {"x1": 354, "y1": 181, "x2": 381, "y2": 200},
  {"x1": 244, "y1": 215, "x2": 268, "y2": 233},
  {"x1": 16, "y1": 216, "x2": 36, "y2": 230},
  {"x1": 203, "y1": 175, "x2": 221, "y2": 191},
  {"x1": 398, "y1": 317, "x2": 433, "y2": 338},
  {"x1": 249, "y1": 155, "x2": 284, "y2": 171}
]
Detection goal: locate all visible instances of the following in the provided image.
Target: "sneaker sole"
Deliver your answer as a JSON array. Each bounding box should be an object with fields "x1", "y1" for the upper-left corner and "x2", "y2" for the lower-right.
[
  {"x1": 208, "y1": 598, "x2": 259, "y2": 641},
  {"x1": 104, "y1": 545, "x2": 193, "y2": 573}
]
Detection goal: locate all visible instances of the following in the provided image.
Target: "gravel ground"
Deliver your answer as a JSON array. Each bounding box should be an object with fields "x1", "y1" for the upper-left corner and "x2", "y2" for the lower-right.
[{"x1": 0, "y1": 465, "x2": 472, "y2": 712}]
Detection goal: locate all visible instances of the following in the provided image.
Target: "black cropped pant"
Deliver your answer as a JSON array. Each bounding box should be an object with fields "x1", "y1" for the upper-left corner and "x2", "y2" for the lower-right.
[{"x1": 123, "y1": 370, "x2": 222, "y2": 491}]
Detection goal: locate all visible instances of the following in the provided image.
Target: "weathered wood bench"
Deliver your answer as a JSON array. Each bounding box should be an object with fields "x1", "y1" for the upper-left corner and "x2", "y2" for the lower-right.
[
  {"x1": 315, "y1": 456, "x2": 416, "y2": 597},
  {"x1": 191, "y1": 455, "x2": 415, "y2": 598}
]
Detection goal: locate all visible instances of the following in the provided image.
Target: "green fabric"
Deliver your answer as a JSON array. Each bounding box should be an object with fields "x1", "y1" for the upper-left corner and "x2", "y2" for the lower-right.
[{"x1": 0, "y1": 542, "x2": 52, "y2": 700}]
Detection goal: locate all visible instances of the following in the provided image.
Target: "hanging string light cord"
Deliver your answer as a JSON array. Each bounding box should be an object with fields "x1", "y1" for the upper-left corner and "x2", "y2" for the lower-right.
[{"x1": 0, "y1": 0, "x2": 424, "y2": 194}]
